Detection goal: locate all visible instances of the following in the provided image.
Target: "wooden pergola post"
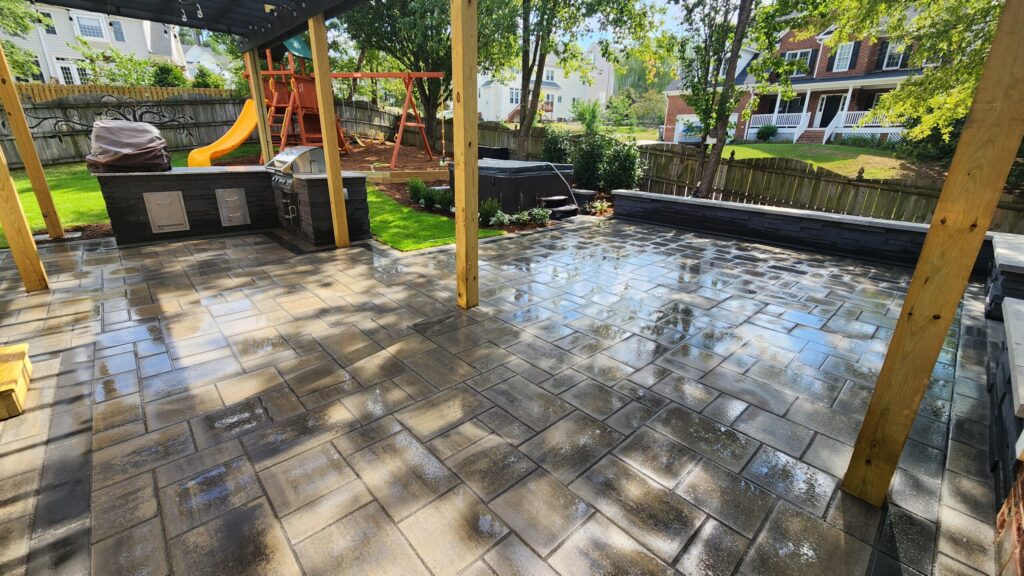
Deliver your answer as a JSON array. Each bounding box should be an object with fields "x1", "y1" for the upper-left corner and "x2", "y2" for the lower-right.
[
  {"x1": 308, "y1": 12, "x2": 350, "y2": 248},
  {"x1": 0, "y1": 43, "x2": 62, "y2": 239},
  {"x1": 243, "y1": 49, "x2": 274, "y2": 163},
  {"x1": 451, "y1": 0, "x2": 479, "y2": 309},
  {"x1": 844, "y1": 0, "x2": 1024, "y2": 507},
  {"x1": 0, "y1": 142, "x2": 48, "y2": 292}
]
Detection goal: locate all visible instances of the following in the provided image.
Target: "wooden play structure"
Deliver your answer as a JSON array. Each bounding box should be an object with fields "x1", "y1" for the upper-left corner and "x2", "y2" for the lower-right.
[{"x1": 243, "y1": 49, "x2": 443, "y2": 168}]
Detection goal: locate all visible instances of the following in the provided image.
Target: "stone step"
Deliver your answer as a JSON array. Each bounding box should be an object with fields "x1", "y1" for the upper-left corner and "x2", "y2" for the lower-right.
[
  {"x1": 0, "y1": 344, "x2": 31, "y2": 420},
  {"x1": 549, "y1": 204, "x2": 579, "y2": 218}
]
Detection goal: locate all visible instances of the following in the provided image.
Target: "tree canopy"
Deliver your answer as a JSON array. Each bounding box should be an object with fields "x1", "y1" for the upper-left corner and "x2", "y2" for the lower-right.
[
  {"x1": 3, "y1": 0, "x2": 47, "y2": 80},
  {"x1": 791, "y1": 0, "x2": 1004, "y2": 141},
  {"x1": 339, "y1": 0, "x2": 519, "y2": 136}
]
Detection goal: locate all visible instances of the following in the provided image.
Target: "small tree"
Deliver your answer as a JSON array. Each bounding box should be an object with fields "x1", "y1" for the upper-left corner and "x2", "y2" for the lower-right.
[
  {"x1": 572, "y1": 100, "x2": 602, "y2": 135},
  {"x1": 152, "y1": 62, "x2": 189, "y2": 87},
  {"x1": 71, "y1": 38, "x2": 154, "y2": 86},
  {"x1": 1, "y1": 0, "x2": 47, "y2": 81},
  {"x1": 191, "y1": 65, "x2": 225, "y2": 89}
]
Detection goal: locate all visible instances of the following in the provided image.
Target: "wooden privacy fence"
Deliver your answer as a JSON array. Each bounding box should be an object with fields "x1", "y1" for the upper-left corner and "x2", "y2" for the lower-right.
[
  {"x1": 639, "y1": 143, "x2": 1024, "y2": 234},
  {"x1": 17, "y1": 83, "x2": 235, "y2": 103}
]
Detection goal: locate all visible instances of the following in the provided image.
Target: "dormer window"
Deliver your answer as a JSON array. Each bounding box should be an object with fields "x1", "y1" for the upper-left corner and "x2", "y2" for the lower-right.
[
  {"x1": 883, "y1": 43, "x2": 904, "y2": 69},
  {"x1": 833, "y1": 42, "x2": 854, "y2": 72},
  {"x1": 784, "y1": 50, "x2": 812, "y2": 76},
  {"x1": 544, "y1": 69, "x2": 554, "y2": 82}
]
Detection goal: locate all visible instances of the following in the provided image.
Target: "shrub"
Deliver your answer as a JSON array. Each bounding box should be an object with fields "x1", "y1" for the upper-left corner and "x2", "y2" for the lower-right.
[
  {"x1": 600, "y1": 140, "x2": 645, "y2": 191},
  {"x1": 480, "y1": 198, "x2": 501, "y2": 225},
  {"x1": 191, "y1": 65, "x2": 225, "y2": 89},
  {"x1": 584, "y1": 198, "x2": 612, "y2": 215},
  {"x1": 152, "y1": 62, "x2": 188, "y2": 87},
  {"x1": 572, "y1": 134, "x2": 612, "y2": 190},
  {"x1": 434, "y1": 188, "x2": 454, "y2": 212},
  {"x1": 571, "y1": 100, "x2": 602, "y2": 135},
  {"x1": 542, "y1": 126, "x2": 572, "y2": 164},
  {"x1": 408, "y1": 179, "x2": 428, "y2": 204},
  {"x1": 528, "y1": 208, "x2": 552, "y2": 225},
  {"x1": 489, "y1": 211, "x2": 512, "y2": 226},
  {"x1": 420, "y1": 186, "x2": 438, "y2": 209},
  {"x1": 756, "y1": 124, "x2": 779, "y2": 142}
]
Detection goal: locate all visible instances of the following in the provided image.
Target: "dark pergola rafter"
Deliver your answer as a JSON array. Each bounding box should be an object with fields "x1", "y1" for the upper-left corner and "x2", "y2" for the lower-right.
[{"x1": 36, "y1": 0, "x2": 367, "y2": 50}]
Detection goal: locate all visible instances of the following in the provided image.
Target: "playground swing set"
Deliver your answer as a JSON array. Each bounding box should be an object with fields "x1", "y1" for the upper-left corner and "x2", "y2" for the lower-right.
[{"x1": 188, "y1": 38, "x2": 443, "y2": 170}]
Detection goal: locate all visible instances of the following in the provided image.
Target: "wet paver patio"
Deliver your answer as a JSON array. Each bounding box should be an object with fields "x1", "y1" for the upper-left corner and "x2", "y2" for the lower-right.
[{"x1": 0, "y1": 219, "x2": 995, "y2": 575}]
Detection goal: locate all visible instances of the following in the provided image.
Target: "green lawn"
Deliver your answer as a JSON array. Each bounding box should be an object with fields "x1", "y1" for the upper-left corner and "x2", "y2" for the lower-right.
[
  {"x1": 1, "y1": 143, "x2": 502, "y2": 251},
  {"x1": 367, "y1": 187, "x2": 503, "y2": 251},
  {"x1": 722, "y1": 143, "x2": 918, "y2": 180}
]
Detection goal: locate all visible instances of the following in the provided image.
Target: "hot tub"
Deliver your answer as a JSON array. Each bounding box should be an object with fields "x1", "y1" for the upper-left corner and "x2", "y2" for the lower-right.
[{"x1": 447, "y1": 159, "x2": 573, "y2": 214}]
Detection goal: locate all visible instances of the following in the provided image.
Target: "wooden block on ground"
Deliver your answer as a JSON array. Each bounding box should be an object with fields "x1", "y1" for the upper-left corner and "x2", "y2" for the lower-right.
[{"x1": 0, "y1": 344, "x2": 31, "y2": 420}]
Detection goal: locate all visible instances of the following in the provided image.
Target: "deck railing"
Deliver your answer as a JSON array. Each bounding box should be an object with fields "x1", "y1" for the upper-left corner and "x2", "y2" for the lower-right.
[{"x1": 844, "y1": 110, "x2": 901, "y2": 127}]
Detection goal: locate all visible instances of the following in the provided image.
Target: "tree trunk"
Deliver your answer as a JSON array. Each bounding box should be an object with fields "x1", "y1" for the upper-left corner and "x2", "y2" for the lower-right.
[
  {"x1": 696, "y1": 0, "x2": 754, "y2": 199},
  {"x1": 514, "y1": 0, "x2": 534, "y2": 159},
  {"x1": 517, "y1": 49, "x2": 548, "y2": 159},
  {"x1": 348, "y1": 48, "x2": 365, "y2": 103}
]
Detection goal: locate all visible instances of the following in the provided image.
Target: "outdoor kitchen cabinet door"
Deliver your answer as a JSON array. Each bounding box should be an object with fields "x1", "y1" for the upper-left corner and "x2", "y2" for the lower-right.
[
  {"x1": 143, "y1": 191, "x2": 190, "y2": 233},
  {"x1": 216, "y1": 188, "x2": 251, "y2": 227}
]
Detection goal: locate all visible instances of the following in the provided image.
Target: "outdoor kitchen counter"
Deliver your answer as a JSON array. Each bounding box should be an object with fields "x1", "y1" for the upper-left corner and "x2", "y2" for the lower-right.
[{"x1": 95, "y1": 166, "x2": 370, "y2": 245}]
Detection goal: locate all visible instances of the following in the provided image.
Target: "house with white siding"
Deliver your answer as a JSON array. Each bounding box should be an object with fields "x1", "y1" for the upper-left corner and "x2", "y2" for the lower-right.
[
  {"x1": 477, "y1": 44, "x2": 616, "y2": 123},
  {"x1": 2, "y1": 3, "x2": 185, "y2": 84}
]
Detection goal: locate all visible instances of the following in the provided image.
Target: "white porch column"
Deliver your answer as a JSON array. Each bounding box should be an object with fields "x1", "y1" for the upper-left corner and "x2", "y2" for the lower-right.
[
  {"x1": 771, "y1": 92, "x2": 782, "y2": 124},
  {"x1": 801, "y1": 90, "x2": 811, "y2": 117},
  {"x1": 841, "y1": 85, "x2": 854, "y2": 126}
]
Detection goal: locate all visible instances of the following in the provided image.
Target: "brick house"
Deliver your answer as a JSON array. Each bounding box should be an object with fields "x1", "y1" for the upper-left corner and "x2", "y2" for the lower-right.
[{"x1": 663, "y1": 29, "x2": 919, "y2": 144}]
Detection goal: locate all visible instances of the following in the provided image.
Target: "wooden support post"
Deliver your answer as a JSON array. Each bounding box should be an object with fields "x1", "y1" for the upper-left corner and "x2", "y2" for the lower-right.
[
  {"x1": 244, "y1": 49, "x2": 274, "y2": 163},
  {"x1": 0, "y1": 43, "x2": 62, "y2": 238},
  {"x1": 308, "y1": 12, "x2": 350, "y2": 248},
  {"x1": 843, "y1": 0, "x2": 1024, "y2": 507},
  {"x1": 0, "y1": 143, "x2": 48, "y2": 292},
  {"x1": 451, "y1": 0, "x2": 479, "y2": 309}
]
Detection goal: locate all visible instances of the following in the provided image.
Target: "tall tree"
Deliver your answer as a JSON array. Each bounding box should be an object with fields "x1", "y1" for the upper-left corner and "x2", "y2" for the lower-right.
[
  {"x1": 676, "y1": 0, "x2": 755, "y2": 197},
  {"x1": 340, "y1": 0, "x2": 518, "y2": 138},
  {"x1": 513, "y1": 0, "x2": 665, "y2": 156},
  {"x1": 798, "y1": 0, "x2": 1003, "y2": 142}
]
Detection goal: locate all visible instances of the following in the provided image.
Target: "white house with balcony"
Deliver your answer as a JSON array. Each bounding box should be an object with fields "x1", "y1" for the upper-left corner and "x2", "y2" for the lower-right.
[
  {"x1": 1, "y1": 3, "x2": 186, "y2": 84},
  {"x1": 478, "y1": 44, "x2": 615, "y2": 123}
]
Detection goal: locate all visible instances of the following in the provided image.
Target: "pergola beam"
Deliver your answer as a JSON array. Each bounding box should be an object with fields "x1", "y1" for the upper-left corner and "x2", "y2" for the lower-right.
[
  {"x1": 844, "y1": 0, "x2": 1024, "y2": 507},
  {"x1": 0, "y1": 143, "x2": 48, "y2": 292},
  {"x1": 451, "y1": 0, "x2": 480, "y2": 309},
  {"x1": 243, "y1": 49, "x2": 274, "y2": 163},
  {"x1": 308, "y1": 12, "x2": 350, "y2": 248},
  {"x1": 0, "y1": 45, "x2": 62, "y2": 239}
]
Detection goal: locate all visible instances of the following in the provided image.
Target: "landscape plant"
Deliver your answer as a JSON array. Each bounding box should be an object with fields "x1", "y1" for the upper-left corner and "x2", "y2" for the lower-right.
[
  {"x1": 756, "y1": 124, "x2": 779, "y2": 142},
  {"x1": 480, "y1": 198, "x2": 501, "y2": 225},
  {"x1": 152, "y1": 62, "x2": 189, "y2": 87},
  {"x1": 407, "y1": 178, "x2": 428, "y2": 204},
  {"x1": 542, "y1": 126, "x2": 573, "y2": 163},
  {"x1": 571, "y1": 133, "x2": 613, "y2": 190},
  {"x1": 191, "y1": 65, "x2": 225, "y2": 89},
  {"x1": 600, "y1": 140, "x2": 645, "y2": 190}
]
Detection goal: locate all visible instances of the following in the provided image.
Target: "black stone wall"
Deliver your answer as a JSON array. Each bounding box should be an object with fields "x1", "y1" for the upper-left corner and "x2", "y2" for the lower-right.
[
  {"x1": 612, "y1": 190, "x2": 994, "y2": 275},
  {"x1": 292, "y1": 173, "x2": 371, "y2": 245},
  {"x1": 97, "y1": 167, "x2": 276, "y2": 245}
]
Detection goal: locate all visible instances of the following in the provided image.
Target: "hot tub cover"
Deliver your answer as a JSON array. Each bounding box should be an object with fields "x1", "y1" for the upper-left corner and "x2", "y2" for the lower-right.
[{"x1": 86, "y1": 120, "x2": 171, "y2": 173}]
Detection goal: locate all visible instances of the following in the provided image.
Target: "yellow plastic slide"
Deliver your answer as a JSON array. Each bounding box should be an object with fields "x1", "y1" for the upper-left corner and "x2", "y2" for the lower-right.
[{"x1": 187, "y1": 99, "x2": 260, "y2": 167}]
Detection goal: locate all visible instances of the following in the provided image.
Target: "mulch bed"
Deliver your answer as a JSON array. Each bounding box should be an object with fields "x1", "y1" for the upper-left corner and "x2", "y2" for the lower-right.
[
  {"x1": 374, "y1": 182, "x2": 554, "y2": 232},
  {"x1": 217, "y1": 140, "x2": 448, "y2": 172},
  {"x1": 34, "y1": 224, "x2": 112, "y2": 244}
]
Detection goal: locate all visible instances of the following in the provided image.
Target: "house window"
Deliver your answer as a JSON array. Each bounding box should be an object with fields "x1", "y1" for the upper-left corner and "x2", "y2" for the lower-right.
[
  {"x1": 55, "y1": 58, "x2": 86, "y2": 85},
  {"x1": 77, "y1": 66, "x2": 90, "y2": 83},
  {"x1": 544, "y1": 69, "x2": 554, "y2": 82},
  {"x1": 545, "y1": 93, "x2": 553, "y2": 103},
  {"x1": 833, "y1": 42, "x2": 854, "y2": 72},
  {"x1": 784, "y1": 50, "x2": 812, "y2": 76},
  {"x1": 111, "y1": 20, "x2": 125, "y2": 42},
  {"x1": 58, "y1": 64, "x2": 75, "y2": 85},
  {"x1": 871, "y1": 92, "x2": 885, "y2": 108},
  {"x1": 780, "y1": 95, "x2": 805, "y2": 114},
  {"x1": 40, "y1": 12, "x2": 57, "y2": 35},
  {"x1": 883, "y1": 43, "x2": 903, "y2": 69},
  {"x1": 557, "y1": 96, "x2": 562, "y2": 103},
  {"x1": 509, "y1": 87, "x2": 520, "y2": 104},
  {"x1": 572, "y1": 97, "x2": 580, "y2": 105},
  {"x1": 74, "y1": 14, "x2": 106, "y2": 39}
]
